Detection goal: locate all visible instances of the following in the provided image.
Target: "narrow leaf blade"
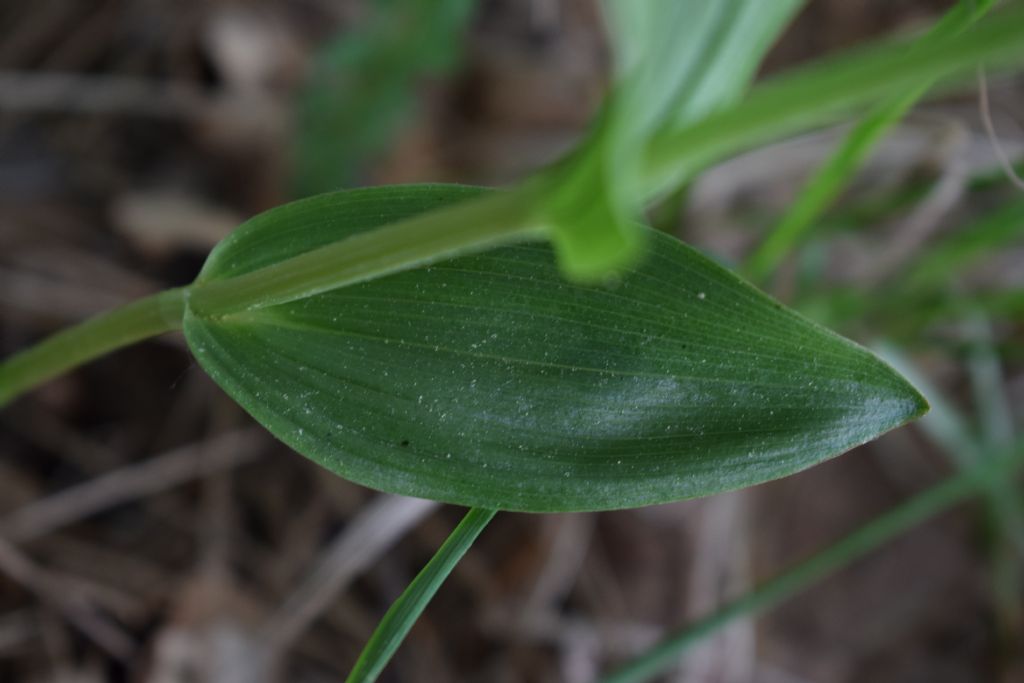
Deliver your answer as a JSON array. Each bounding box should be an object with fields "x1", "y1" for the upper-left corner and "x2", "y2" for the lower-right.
[
  {"x1": 345, "y1": 507, "x2": 495, "y2": 683},
  {"x1": 746, "y1": 0, "x2": 996, "y2": 282}
]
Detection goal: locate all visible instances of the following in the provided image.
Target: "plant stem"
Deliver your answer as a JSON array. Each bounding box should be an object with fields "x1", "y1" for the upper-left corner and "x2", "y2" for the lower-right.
[
  {"x1": 188, "y1": 188, "x2": 543, "y2": 316},
  {"x1": 641, "y1": 1, "x2": 1024, "y2": 196},
  {"x1": 600, "y1": 443, "x2": 1024, "y2": 683},
  {"x1": 744, "y1": 0, "x2": 994, "y2": 283},
  {"x1": 0, "y1": 288, "x2": 186, "y2": 407},
  {"x1": 345, "y1": 507, "x2": 497, "y2": 683},
  {"x1": 188, "y1": 4, "x2": 1024, "y2": 319},
  {"x1": 745, "y1": 87, "x2": 925, "y2": 283}
]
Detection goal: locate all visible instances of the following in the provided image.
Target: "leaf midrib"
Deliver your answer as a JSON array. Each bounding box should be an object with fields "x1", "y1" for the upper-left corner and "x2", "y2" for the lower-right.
[{"x1": 206, "y1": 311, "x2": 898, "y2": 400}]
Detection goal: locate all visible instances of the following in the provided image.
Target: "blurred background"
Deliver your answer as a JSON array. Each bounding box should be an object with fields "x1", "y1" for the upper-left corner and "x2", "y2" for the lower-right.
[{"x1": 0, "y1": 0, "x2": 1022, "y2": 681}]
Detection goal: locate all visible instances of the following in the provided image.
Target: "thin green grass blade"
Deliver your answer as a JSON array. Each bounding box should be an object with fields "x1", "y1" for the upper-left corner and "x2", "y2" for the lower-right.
[
  {"x1": 643, "y1": 2, "x2": 1024, "y2": 196},
  {"x1": 746, "y1": 0, "x2": 995, "y2": 282},
  {"x1": 746, "y1": 90, "x2": 923, "y2": 281},
  {"x1": 600, "y1": 441, "x2": 1024, "y2": 683},
  {"x1": 345, "y1": 507, "x2": 496, "y2": 683}
]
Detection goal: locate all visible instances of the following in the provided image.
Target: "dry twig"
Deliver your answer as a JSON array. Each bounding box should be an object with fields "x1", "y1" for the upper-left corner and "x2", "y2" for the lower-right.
[{"x1": 0, "y1": 428, "x2": 264, "y2": 543}]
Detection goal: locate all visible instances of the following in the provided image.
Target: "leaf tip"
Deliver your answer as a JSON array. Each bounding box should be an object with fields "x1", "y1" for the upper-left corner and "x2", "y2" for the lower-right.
[
  {"x1": 878, "y1": 359, "x2": 931, "y2": 429},
  {"x1": 903, "y1": 379, "x2": 931, "y2": 422}
]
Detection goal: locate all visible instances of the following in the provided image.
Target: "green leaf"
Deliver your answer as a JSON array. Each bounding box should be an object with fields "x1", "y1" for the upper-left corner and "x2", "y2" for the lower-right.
[
  {"x1": 538, "y1": 0, "x2": 804, "y2": 281},
  {"x1": 184, "y1": 184, "x2": 926, "y2": 512},
  {"x1": 346, "y1": 507, "x2": 496, "y2": 683}
]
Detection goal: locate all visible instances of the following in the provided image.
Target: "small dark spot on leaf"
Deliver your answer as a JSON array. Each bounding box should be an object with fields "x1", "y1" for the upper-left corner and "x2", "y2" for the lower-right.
[{"x1": 400, "y1": 439, "x2": 410, "y2": 447}]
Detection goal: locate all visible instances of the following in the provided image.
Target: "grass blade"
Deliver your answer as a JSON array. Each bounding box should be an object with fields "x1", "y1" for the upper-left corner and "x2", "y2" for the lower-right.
[
  {"x1": 745, "y1": 90, "x2": 922, "y2": 281},
  {"x1": 345, "y1": 507, "x2": 496, "y2": 683},
  {"x1": 643, "y1": 1, "x2": 1024, "y2": 195},
  {"x1": 601, "y1": 442, "x2": 1024, "y2": 683},
  {"x1": 745, "y1": 0, "x2": 995, "y2": 282}
]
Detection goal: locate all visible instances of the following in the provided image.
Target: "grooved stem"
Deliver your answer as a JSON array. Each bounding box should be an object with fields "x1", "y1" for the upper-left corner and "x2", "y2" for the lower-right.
[{"x1": 0, "y1": 288, "x2": 186, "y2": 407}]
